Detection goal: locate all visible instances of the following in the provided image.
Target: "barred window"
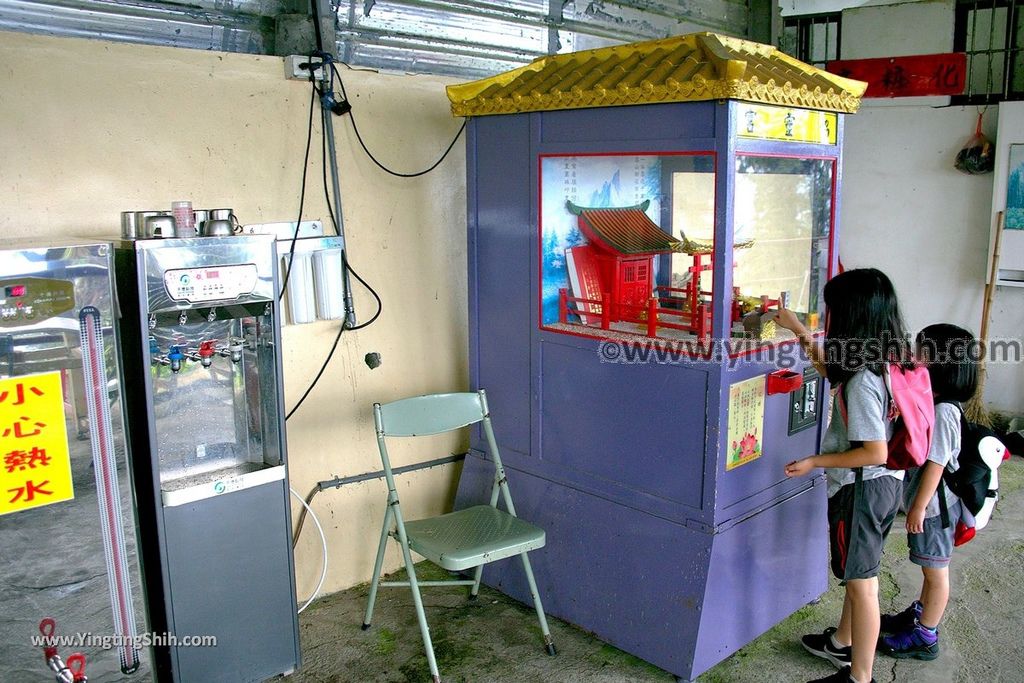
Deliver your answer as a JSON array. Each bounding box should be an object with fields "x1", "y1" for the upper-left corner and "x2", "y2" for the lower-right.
[
  {"x1": 953, "y1": 0, "x2": 1024, "y2": 103},
  {"x1": 780, "y1": 13, "x2": 842, "y2": 69}
]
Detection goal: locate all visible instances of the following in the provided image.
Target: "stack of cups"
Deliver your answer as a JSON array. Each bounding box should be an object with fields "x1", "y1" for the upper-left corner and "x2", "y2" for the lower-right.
[{"x1": 172, "y1": 201, "x2": 196, "y2": 238}]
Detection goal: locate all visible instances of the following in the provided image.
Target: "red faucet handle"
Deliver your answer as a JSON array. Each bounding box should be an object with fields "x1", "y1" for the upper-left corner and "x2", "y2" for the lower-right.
[
  {"x1": 39, "y1": 618, "x2": 59, "y2": 660},
  {"x1": 67, "y1": 653, "x2": 87, "y2": 682},
  {"x1": 198, "y1": 340, "x2": 217, "y2": 357}
]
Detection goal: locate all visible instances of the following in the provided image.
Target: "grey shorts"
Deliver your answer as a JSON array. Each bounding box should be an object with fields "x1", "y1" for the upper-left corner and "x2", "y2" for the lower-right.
[
  {"x1": 909, "y1": 500, "x2": 960, "y2": 568},
  {"x1": 828, "y1": 475, "x2": 902, "y2": 580}
]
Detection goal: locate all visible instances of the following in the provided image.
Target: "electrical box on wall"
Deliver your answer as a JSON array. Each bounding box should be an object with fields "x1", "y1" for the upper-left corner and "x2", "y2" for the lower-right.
[
  {"x1": 788, "y1": 368, "x2": 820, "y2": 435},
  {"x1": 285, "y1": 54, "x2": 325, "y2": 82}
]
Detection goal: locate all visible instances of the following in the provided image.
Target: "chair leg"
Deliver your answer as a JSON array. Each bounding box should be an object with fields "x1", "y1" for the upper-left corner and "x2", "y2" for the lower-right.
[
  {"x1": 469, "y1": 564, "x2": 484, "y2": 600},
  {"x1": 362, "y1": 505, "x2": 393, "y2": 629},
  {"x1": 398, "y1": 533, "x2": 442, "y2": 682},
  {"x1": 519, "y1": 552, "x2": 556, "y2": 656}
]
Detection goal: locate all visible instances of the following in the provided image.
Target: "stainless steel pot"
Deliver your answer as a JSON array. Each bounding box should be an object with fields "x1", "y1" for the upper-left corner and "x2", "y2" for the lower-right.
[
  {"x1": 200, "y1": 219, "x2": 234, "y2": 237},
  {"x1": 145, "y1": 215, "x2": 177, "y2": 239}
]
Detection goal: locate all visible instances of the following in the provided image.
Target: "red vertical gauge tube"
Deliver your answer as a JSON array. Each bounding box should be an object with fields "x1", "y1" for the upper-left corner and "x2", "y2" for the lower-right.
[{"x1": 79, "y1": 306, "x2": 140, "y2": 674}]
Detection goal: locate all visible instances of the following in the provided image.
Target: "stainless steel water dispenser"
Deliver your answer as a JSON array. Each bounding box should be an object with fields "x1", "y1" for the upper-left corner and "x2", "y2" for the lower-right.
[
  {"x1": 114, "y1": 234, "x2": 300, "y2": 682},
  {"x1": 0, "y1": 239, "x2": 151, "y2": 682}
]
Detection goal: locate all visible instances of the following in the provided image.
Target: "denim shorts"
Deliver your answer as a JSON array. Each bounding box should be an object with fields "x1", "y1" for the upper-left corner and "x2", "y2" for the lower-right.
[{"x1": 909, "y1": 499, "x2": 960, "y2": 568}]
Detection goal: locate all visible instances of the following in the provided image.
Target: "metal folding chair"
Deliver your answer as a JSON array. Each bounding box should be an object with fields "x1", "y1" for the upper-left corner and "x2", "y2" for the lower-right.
[{"x1": 361, "y1": 389, "x2": 556, "y2": 682}]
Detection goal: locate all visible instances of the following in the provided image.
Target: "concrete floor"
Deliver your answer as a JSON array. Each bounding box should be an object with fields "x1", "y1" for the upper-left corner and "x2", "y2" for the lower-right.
[
  {"x1": 0, "y1": 436, "x2": 152, "y2": 683},
  {"x1": 285, "y1": 455, "x2": 1024, "y2": 683}
]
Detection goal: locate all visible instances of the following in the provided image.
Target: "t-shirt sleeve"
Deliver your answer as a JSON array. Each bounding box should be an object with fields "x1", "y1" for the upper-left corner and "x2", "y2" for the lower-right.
[
  {"x1": 844, "y1": 370, "x2": 888, "y2": 443},
  {"x1": 928, "y1": 402, "x2": 961, "y2": 468}
]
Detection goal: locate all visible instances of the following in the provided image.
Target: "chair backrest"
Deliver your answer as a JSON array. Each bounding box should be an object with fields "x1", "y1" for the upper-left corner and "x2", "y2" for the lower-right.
[
  {"x1": 374, "y1": 389, "x2": 515, "y2": 514},
  {"x1": 375, "y1": 391, "x2": 486, "y2": 437}
]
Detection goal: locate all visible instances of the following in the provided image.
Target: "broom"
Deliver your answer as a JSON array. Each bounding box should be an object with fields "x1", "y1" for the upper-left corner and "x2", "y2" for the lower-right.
[{"x1": 964, "y1": 211, "x2": 1005, "y2": 427}]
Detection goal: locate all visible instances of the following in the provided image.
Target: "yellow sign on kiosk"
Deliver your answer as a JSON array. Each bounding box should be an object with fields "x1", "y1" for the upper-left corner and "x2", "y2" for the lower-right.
[
  {"x1": 738, "y1": 103, "x2": 838, "y2": 145},
  {"x1": 0, "y1": 372, "x2": 74, "y2": 516}
]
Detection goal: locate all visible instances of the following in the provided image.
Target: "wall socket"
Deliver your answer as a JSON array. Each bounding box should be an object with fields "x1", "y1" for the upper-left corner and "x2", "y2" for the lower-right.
[{"x1": 285, "y1": 54, "x2": 325, "y2": 81}]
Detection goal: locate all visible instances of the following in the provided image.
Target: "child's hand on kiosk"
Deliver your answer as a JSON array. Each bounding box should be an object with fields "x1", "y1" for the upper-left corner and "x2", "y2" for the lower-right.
[
  {"x1": 774, "y1": 307, "x2": 805, "y2": 335},
  {"x1": 784, "y1": 457, "x2": 816, "y2": 478},
  {"x1": 774, "y1": 307, "x2": 826, "y2": 377}
]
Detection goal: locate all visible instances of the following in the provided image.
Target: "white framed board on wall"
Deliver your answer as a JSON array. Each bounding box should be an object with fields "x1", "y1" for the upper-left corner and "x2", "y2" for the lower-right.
[{"x1": 990, "y1": 102, "x2": 1024, "y2": 287}]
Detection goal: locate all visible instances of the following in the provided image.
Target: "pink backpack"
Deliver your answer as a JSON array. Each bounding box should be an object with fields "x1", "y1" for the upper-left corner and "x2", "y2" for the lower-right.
[{"x1": 839, "y1": 363, "x2": 934, "y2": 470}]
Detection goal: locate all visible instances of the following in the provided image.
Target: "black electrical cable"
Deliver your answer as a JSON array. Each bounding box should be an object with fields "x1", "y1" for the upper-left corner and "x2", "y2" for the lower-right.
[
  {"x1": 285, "y1": 103, "x2": 384, "y2": 420},
  {"x1": 320, "y1": 105, "x2": 337, "y2": 230},
  {"x1": 286, "y1": 118, "x2": 346, "y2": 421},
  {"x1": 293, "y1": 28, "x2": 463, "y2": 419},
  {"x1": 329, "y1": 62, "x2": 467, "y2": 178},
  {"x1": 285, "y1": 322, "x2": 345, "y2": 421},
  {"x1": 309, "y1": 0, "x2": 325, "y2": 54},
  {"x1": 344, "y1": 260, "x2": 382, "y2": 330},
  {"x1": 317, "y1": 104, "x2": 383, "y2": 331},
  {"x1": 279, "y1": 76, "x2": 318, "y2": 301}
]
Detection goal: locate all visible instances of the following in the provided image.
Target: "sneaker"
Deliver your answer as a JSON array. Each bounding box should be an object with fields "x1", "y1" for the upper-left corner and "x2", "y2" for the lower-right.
[
  {"x1": 879, "y1": 622, "x2": 939, "y2": 661},
  {"x1": 808, "y1": 666, "x2": 876, "y2": 683},
  {"x1": 801, "y1": 627, "x2": 852, "y2": 668},
  {"x1": 880, "y1": 600, "x2": 922, "y2": 634}
]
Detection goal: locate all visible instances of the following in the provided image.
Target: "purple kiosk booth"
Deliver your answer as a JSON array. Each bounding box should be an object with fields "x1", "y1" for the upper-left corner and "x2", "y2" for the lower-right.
[{"x1": 448, "y1": 33, "x2": 866, "y2": 681}]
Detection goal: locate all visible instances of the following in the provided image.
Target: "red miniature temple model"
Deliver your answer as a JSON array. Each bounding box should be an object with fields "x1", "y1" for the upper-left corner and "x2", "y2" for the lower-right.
[{"x1": 560, "y1": 200, "x2": 713, "y2": 341}]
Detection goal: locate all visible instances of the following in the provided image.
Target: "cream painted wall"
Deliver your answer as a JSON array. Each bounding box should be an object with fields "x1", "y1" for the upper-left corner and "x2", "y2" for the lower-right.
[{"x1": 0, "y1": 32, "x2": 470, "y2": 596}]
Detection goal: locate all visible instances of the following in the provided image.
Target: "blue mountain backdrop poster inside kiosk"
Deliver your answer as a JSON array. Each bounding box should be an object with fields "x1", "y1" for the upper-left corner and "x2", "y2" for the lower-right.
[{"x1": 540, "y1": 156, "x2": 663, "y2": 323}]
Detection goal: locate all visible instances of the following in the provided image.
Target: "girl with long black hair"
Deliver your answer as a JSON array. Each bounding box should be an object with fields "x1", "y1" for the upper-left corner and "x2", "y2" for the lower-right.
[{"x1": 777, "y1": 268, "x2": 914, "y2": 683}]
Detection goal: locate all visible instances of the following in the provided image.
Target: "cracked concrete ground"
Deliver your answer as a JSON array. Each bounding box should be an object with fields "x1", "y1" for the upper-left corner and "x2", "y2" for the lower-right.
[{"x1": 284, "y1": 456, "x2": 1024, "y2": 683}]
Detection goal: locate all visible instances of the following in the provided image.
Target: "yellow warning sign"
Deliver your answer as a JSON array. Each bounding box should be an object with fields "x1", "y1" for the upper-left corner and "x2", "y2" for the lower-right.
[
  {"x1": 0, "y1": 372, "x2": 74, "y2": 516},
  {"x1": 738, "y1": 103, "x2": 838, "y2": 145}
]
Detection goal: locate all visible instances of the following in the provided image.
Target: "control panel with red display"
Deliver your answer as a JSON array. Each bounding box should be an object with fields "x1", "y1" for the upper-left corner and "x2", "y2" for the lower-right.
[
  {"x1": 0, "y1": 277, "x2": 75, "y2": 326},
  {"x1": 163, "y1": 264, "x2": 259, "y2": 303}
]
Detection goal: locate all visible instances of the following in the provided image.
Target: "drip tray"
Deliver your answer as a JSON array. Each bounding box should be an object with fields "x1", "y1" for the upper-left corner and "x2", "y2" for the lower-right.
[{"x1": 160, "y1": 462, "x2": 285, "y2": 507}]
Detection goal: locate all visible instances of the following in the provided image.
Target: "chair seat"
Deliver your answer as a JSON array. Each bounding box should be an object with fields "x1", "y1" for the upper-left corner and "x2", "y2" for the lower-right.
[{"x1": 403, "y1": 505, "x2": 546, "y2": 571}]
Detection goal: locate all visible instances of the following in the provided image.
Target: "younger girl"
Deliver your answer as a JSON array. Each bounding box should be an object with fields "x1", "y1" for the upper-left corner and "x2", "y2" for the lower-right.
[
  {"x1": 777, "y1": 268, "x2": 913, "y2": 683},
  {"x1": 878, "y1": 323, "x2": 979, "y2": 660}
]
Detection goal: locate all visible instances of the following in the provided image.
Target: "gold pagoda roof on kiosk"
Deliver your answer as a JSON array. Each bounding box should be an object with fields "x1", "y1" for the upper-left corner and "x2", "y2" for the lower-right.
[{"x1": 447, "y1": 32, "x2": 866, "y2": 117}]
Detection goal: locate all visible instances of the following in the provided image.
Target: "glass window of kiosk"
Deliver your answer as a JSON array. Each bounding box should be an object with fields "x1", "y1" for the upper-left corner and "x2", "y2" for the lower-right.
[
  {"x1": 539, "y1": 152, "x2": 834, "y2": 355},
  {"x1": 540, "y1": 152, "x2": 717, "y2": 350},
  {"x1": 731, "y1": 154, "x2": 834, "y2": 346}
]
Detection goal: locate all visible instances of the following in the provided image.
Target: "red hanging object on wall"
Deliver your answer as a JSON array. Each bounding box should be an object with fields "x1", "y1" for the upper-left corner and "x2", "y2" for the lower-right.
[{"x1": 955, "y1": 112, "x2": 995, "y2": 175}]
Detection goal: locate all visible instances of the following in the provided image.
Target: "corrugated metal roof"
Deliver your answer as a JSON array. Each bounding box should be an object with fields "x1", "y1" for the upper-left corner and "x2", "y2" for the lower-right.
[
  {"x1": 0, "y1": 0, "x2": 273, "y2": 54},
  {"x1": 569, "y1": 201, "x2": 681, "y2": 255},
  {"x1": 0, "y1": 0, "x2": 274, "y2": 52},
  {"x1": 447, "y1": 32, "x2": 867, "y2": 116},
  {"x1": 338, "y1": 0, "x2": 749, "y2": 78},
  {"x1": 0, "y1": 0, "x2": 752, "y2": 80}
]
